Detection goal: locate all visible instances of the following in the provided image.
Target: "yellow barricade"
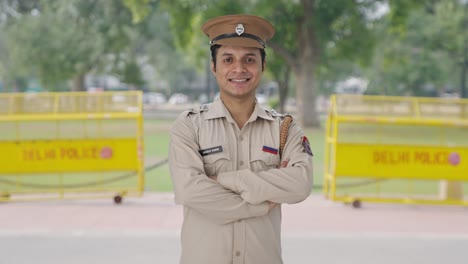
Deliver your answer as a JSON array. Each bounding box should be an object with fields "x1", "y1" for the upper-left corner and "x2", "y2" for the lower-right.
[
  {"x1": 0, "y1": 91, "x2": 144, "y2": 203},
  {"x1": 324, "y1": 94, "x2": 468, "y2": 208}
]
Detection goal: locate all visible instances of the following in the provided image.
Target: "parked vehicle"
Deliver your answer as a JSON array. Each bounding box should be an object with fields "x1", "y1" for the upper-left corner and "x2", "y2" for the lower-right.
[
  {"x1": 168, "y1": 93, "x2": 189, "y2": 105},
  {"x1": 143, "y1": 92, "x2": 167, "y2": 105}
]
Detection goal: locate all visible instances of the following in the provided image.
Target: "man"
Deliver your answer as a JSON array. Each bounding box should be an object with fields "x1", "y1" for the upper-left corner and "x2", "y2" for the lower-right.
[{"x1": 169, "y1": 14, "x2": 313, "y2": 264}]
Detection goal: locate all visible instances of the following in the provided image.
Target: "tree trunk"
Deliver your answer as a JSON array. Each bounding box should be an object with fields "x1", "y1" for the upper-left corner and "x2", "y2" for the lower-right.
[
  {"x1": 12, "y1": 80, "x2": 19, "y2": 92},
  {"x1": 278, "y1": 68, "x2": 290, "y2": 114},
  {"x1": 72, "y1": 74, "x2": 85, "y2": 91},
  {"x1": 295, "y1": 0, "x2": 320, "y2": 127},
  {"x1": 295, "y1": 64, "x2": 319, "y2": 127}
]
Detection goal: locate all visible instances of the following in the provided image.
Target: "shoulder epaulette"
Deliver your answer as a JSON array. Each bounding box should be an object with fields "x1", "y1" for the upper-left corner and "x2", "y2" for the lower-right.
[
  {"x1": 185, "y1": 108, "x2": 199, "y2": 116},
  {"x1": 185, "y1": 104, "x2": 209, "y2": 116},
  {"x1": 200, "y1": 104, "x2": 209, "y2": 112},
  {"x1": 268, "y1": 109, "x2": 281, "y2": 117},
  {"x1": 269, "y1": 109, "x2": 292, "y2": 120}
]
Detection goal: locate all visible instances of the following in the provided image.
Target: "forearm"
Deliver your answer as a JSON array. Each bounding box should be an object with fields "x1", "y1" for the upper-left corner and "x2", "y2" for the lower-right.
[
  {"x1": 209, "y1": 176, "x2": 279, "y2": 211},
  {"x1": 171, "y1": 164, "x2": 270, "y2": 224},
  {"x1": 170, "y1": 116, "x2": 270, "y2": 224},
  {"x1": 216, "y1": 122, "x2": 313, "y2": 205},
  {"x1": 216, "y1": 163, "x2": 312, "y2": 205}
]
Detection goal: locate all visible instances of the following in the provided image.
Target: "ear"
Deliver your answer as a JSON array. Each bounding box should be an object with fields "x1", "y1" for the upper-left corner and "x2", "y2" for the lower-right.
[{"x1": 211, "y1": 60, "x2": 216, "y2": 73}]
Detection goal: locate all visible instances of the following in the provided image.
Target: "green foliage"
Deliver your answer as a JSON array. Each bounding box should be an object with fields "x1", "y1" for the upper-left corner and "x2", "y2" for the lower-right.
[
  {"x1": 121, "y1": 60, "x2": 145, "y2": 88},
  {"x1": 122, "y1": 0, "x2": 155, "y2": 23},
  {"x1": 159, "y1": 0, "x2": 247, "y2": 70},
  {"x1": 2, "y1": 0, "x2": 466, "y2": 103},
  {"x1": 365, "y1": 0, "x2": 465, "y2": 96},
  {"x1": 268, "y1": 97, "x2": 280, "y2": 109},
  {"x1": 3, "y1": 0, "x2": 144, "y2": 91}
]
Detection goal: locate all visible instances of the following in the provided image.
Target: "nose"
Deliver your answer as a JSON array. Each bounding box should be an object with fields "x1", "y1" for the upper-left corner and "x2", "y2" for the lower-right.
[{"x1": 232, "y1": 60, "x2": 246, "y2": 73}]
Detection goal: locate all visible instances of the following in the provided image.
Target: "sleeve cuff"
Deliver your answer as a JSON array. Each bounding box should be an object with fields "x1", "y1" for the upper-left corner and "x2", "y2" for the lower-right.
[{"x1": 251, "y1": 202, "x2": 270, "y2": 217}]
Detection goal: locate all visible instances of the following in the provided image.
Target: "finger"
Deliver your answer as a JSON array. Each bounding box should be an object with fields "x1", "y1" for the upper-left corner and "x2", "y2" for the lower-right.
[
  {"x1": 269, "y1": 202, "x2": 278, "y2": 211},
  {"x1": 280, "y1": 158, "x2": 290, "y2": 168}
]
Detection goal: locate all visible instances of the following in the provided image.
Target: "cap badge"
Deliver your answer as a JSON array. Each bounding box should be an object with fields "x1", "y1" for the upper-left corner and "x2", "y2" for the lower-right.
[{"x1": 235, "y1": 24, "x2": 244, "y2": 36}]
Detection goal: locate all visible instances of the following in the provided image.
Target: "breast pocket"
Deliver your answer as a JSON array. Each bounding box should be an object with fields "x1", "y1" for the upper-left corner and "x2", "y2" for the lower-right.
[
  {"x1": 201, "y1": 144, "x2": 231, "y2": 176},
  {"x1": 250, "y1": 145, "x2": 280, "y2": 172}
]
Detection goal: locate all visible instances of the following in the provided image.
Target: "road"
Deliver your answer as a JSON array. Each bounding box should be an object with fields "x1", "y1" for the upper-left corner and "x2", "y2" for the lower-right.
[{"x1": 1, "y1": 193, "x2": 468, "y2": 264}]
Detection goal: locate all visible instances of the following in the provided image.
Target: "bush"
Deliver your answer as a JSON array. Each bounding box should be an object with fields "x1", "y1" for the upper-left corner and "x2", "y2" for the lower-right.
[{"x1": 268, "y1": 98, "x2": 279, "y2": 109}]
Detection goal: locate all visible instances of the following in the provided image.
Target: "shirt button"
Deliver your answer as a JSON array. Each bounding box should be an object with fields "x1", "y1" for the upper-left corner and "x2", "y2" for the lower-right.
[
  {"x1": 236, "y1": 251, "x2": 241, "y2": 257},
  {"x1": 239, "y1": 161, "x2": 244, "y2": 166},
  {"x1": 239, "y1": 136, "x2": 243, "y2": 141}
]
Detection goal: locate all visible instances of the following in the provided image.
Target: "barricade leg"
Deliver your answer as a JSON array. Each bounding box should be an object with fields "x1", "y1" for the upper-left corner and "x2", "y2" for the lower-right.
[{"x1": 439, "y1": 181, "x2": 464, "y2": 200}]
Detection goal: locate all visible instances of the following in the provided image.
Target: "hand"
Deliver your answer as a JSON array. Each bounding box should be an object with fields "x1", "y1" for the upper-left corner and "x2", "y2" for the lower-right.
[
  {"x1": 208, "y1": 175, "x2": 218, "y2": 182},
  {"x1": 268, "y1": 201, "x2": 278, "y2": 212},
  {"x1": 278, "y1": 158, "x2": 290, "y2": 168}
]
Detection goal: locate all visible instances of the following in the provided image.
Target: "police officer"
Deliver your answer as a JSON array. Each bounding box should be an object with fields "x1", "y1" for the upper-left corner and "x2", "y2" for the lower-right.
[{"x1": 169, "y1": 14, "x2": 313, "y2": 264}]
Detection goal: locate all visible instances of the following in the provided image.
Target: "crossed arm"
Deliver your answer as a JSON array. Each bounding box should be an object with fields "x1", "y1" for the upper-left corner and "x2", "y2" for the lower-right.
[
  {"x1": 169, "y1": 115, "x2": 313, "y2": 224},
  {"x1": 208, "y1": 158, "x2": 291, "y2": 212}
]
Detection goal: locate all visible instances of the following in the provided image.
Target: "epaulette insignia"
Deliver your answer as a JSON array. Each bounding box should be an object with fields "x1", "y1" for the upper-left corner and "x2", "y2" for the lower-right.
[
  {"x1": 269, "y1": 109, "x2": 283, "y2": 117},
  {"x1": 185, "y1": 104, "x2": 210, "y2": 116},
  {"x1": 200, "y1": 104, "x2": 209, "y2": 112},
  {"x1": 185, "y1": 107, "x2": 199, "y2": 116}
]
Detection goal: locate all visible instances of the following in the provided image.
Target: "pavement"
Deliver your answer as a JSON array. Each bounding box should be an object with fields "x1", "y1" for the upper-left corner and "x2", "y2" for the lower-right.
[{"x1": 1, "y1": 193, "x2": 468, "y2": 264}]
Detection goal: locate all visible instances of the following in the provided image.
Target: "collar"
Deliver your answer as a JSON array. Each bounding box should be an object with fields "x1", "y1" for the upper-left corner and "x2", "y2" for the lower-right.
[{"x1": 204, "y1": 97, "x2": 274, "y2": 121}]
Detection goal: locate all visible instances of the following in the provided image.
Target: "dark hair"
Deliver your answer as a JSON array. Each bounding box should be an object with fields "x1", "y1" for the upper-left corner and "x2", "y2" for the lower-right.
[{"x1": 210, "y1": 44, "x2": 266, "y2": 71}]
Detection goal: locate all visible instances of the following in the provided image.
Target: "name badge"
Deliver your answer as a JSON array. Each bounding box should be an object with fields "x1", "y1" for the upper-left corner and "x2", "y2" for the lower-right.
[{"x1": 199, "y1": 145, "x2": 223, "y2": 156}]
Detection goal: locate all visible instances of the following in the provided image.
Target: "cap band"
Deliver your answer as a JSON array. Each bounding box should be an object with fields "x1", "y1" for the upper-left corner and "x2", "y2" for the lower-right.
[{"x1": 210, "y1": 33, "x2": 266, "y2": 48}]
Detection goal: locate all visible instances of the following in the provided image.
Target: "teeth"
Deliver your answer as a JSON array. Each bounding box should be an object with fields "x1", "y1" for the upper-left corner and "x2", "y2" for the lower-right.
[{"x1": 231, "y1": 79, "x2": 247, "y2": 82}]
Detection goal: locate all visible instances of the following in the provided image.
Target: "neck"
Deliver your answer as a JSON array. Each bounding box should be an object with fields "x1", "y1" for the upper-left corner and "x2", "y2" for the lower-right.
[{"x1": 221, "y1": 96, "x2": 256, "y2": 129}]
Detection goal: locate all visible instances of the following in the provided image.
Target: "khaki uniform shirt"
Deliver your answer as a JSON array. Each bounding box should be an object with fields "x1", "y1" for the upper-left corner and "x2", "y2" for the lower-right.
[{"x1": 169, "y1": 98, "x2": 313, "y2": 264}]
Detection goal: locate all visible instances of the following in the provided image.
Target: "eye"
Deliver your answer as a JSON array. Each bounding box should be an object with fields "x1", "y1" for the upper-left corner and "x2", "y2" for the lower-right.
[
  {"x1": 223, "y1": 58, "x2": 232, "y2": 63},
  {"x1": 245, "y1": 57, "x2": 255, "y2": 63}
]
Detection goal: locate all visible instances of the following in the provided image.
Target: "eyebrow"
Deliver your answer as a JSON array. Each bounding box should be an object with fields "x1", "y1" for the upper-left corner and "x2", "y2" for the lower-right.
[{"x1": 220, "y1": 52, "x2": 258, "y2": 57}]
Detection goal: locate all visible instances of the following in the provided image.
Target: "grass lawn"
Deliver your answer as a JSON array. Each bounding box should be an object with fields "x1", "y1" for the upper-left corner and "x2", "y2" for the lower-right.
[
  {"x1": 142, "y1": 118, "x2": 325, "y2": 193},
  {"x1": 326, "y1": 122, "x2": 468, "y2": 198},
  {"x1": 143, "y1": 119, "x2": 172, "y2": 192},
  {"x1": 1, "y1": 117, "x2": 466, "y2": 198}
]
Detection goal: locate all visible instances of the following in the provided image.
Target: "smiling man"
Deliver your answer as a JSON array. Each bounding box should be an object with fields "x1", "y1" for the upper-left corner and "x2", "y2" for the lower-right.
[{"x1": 169, "y1": 14, "x2": 313, "y2": 264}]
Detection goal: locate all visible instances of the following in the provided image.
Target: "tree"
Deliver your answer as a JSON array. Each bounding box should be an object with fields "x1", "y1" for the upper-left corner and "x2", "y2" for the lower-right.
[
  {"x1": 153, "y1": 0, "x2": 386, "y2": 127},
  {"x1": 122, "y1": 0, "x2": 458, "y2": 123},
  {"x1": 138, "y1": 10, "x2": 203, "y2": 96},
  {"x1": 267, "y1": 51, "x2": 292, "y2": 113},
  {"x1": 3, "y1": 0, "x2": 142, "y2": 91},
  {"x1": 365, "y1": 0, "x2": 465, "y2": 97},
  {"x1": 264, "y1": 0, "x2": 388, "y2": 126},
  {"x1": 0, "y1": 1, "x2": 38, "y2": 91}
]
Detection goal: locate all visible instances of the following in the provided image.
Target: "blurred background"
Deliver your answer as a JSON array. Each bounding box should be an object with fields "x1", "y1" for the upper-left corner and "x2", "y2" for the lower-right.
[
  {"x1": 1, "y1": 0, "x2": 467, "y2": 127},
  {"x1": 1, "y1": 1, "x2": 468, "y2": 263},
  {"x1": 2, "y1": 0, "x2": 467, "y2": 191},
  {"x1": 0, "y1": 0, "x2": 467, "y2": 200}
]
